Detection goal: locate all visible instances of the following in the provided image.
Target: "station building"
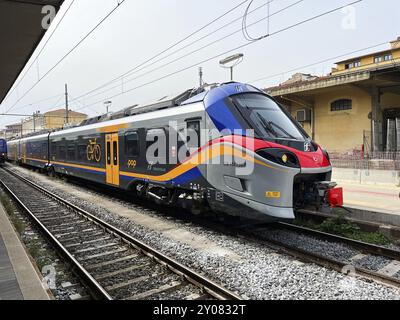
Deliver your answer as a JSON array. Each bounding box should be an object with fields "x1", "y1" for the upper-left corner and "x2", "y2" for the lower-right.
[{"x1": 266, "y1": 38, "x2": 400, "y2": 156}]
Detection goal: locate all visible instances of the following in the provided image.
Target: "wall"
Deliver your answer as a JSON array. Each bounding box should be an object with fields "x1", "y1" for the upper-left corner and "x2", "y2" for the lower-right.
[
  {"x1": 44, "y1": 111, "x2": 86, "y2": 130},
  {"x1": 313, "y1": 86, "x2": 372, "y2": 152},
  {"x1": 333, "y1": 48, "x2": 400, "y2": 75},
  {"x1": 381, "y1": 92, "x2": 400, "y2": 110}
]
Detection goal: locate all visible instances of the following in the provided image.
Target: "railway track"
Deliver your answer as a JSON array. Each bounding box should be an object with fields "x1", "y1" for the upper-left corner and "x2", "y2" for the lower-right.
[
  {"x1": 0, "y1": 167, "x2": 242, "y2": 301},
  {"x1": 242, "y1": 221, "x2": 400, "y2": 289}
]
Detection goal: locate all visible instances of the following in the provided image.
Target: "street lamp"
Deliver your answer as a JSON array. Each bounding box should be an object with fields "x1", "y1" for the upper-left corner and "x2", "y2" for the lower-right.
[
  {"x1": 104, "y1": 101, "x2": 112, "y2": 114},
  {"x1": 219, "y1": 53, "x2": 244, "y2": 81}
]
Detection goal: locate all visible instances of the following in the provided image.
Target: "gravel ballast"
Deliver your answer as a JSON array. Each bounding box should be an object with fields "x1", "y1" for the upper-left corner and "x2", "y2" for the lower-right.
[{"x1": 10, "y1": 165, "x2": 400, "y2": 300}]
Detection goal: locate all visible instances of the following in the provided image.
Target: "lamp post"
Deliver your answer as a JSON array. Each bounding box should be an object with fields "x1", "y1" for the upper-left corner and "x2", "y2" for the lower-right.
[
  {"x1": 104, "y1": 101, "x2": 112, "y2": 114},
  {"x1": 219, "y1": 53, "x2": 244, "y2": 81}
]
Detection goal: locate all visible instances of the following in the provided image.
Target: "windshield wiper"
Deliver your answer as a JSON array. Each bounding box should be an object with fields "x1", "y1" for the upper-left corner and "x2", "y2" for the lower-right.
[
  {"x1": 254, "y1": 112, "x2": 280, "y2": 138},
  {"x1": 267, "y1": 121, "x2": 297, "y2": 140}
]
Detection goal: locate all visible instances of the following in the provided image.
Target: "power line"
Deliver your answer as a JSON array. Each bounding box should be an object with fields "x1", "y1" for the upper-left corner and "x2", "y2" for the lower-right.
[
  {"x1": 3, "y1": 0, "x2": 76, "y2": 103},
  {"x1": 248, "y1": 41, "x2": 390, "y2": 84},
  {"x1": 66, "y1": 0, "x2": 301, "y2": 106},
  {"x1": 8, "y1": 93, "x2": 64, "y2": 112},
  {"x1": 67, "y1": 0, "x2": 252, "y2": 105},
  {"x1": 75, "y1": 0, "x2": 363, "y2": 112},
  {"x1": 5, "y1": 0, "x2": 127, "y2": 114}
]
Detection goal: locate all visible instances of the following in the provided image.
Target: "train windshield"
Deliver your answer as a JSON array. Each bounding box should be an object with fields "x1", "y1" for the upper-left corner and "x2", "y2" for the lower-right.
[{"x1": 232, "y1": 93, "x2": 306, "y2": 141}]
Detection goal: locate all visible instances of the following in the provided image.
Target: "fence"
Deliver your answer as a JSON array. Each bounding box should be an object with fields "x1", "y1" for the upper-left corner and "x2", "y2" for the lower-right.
[{"x1": 330, "y1": 151, "x2": 400, "y2": 170}]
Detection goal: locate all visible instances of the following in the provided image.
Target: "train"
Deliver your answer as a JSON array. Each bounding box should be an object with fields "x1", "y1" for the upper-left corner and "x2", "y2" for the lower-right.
[
  {"x1": 6, "y1": 82, "x2": 343, "y2": 221},
  {"x1": 0, "y1": 139, "x2": 7, "y2": 164}
]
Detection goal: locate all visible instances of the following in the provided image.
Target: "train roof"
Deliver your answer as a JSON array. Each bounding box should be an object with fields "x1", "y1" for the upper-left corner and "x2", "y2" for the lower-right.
[{"x1": 7, "y1": 82, "x2": 264, "y2": 142}]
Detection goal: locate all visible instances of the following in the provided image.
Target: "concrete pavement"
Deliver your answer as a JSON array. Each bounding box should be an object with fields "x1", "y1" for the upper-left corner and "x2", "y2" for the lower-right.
[
  {"x1": 337, "y1": 181, "x2": 400, "y2": 215},
  {"x1": 0, "y1": 203, "x2": 50, "y2": 300}
]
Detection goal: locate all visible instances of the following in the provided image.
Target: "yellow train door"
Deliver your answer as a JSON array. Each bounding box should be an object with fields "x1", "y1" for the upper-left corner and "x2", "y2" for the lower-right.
[{"x1": 105, "y1": 133, "x2": 120, "y2": 186}]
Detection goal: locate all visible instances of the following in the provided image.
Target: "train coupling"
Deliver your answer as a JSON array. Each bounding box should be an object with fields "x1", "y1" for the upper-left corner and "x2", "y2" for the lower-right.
[{"x1": 315, "y1": 181, "x2": 344, "y2": 208}]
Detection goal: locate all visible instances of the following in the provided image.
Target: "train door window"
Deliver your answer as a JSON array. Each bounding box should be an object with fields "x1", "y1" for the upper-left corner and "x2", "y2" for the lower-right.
[
  {"x1": 113, "y1": 141, "x2": 118, "y2": 165},
  {"x1": 67, "y1": 145, "x2": 76, "y2": 161},
  {"x1": 125, "y1": 131, "x2": 139, "y2": 157},
  {"x1": 186, "y1": 120, "x2": 200, "y2": 154},
  {"x1": 107, "y1": 141, "x2": 111, "y2": 165}
]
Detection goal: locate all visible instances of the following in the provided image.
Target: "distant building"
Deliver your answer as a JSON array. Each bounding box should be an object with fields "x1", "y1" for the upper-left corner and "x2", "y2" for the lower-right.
[
  {"x1": 266, "y1": 37, "x2": 400, "y2": 154},
  {"x1": 4, "y1": 109, "x2": 87, "y2": 139}
]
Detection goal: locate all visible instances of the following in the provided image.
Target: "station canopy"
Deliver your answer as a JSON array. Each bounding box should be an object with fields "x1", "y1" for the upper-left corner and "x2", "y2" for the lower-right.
[{"x1": 0, "y1": 0, "x2": 65, "y2": 103}]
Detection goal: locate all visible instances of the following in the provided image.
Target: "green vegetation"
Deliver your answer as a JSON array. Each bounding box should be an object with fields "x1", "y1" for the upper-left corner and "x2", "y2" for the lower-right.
[
  {"x1": 0, "y1": 193, "x2": 26, "y2": 235},
  {"x1": 296, "y1": 212, "x2": 391, "y2": 246}
]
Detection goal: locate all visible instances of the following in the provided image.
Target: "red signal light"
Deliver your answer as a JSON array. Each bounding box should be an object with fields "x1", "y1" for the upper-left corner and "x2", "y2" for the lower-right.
[{"x1": 328, "y1": 188, "x2": 343, "y2": 208}]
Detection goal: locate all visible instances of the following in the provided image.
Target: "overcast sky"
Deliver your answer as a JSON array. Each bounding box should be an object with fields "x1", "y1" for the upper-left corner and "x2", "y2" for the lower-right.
[{"x1": 1, "y1": 0, "x2": 399, "y2": 128}]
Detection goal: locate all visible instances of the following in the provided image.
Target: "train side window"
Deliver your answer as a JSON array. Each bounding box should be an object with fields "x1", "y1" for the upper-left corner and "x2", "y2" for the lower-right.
[
  {"x1": 58, "y1": 146, "x2": 66, "y2": 160},
  {"x1": 51, "y1": 142, "x2": 57, "y2": 157},
  {"x1": 67, "y1": 145, "x2": 76, "y2": 161},
  {"x1": 146, "y1": 129, "x2": 165, "y2": 159},
  {"x1": 125, "y1": 131, "x2": 139, "y2": 157},
  {"x1": 107, "y1": 142, "x2": 111, "y2": 165},
  {"x1": 42, "y1": 143, "x2": 47, "y2": 157},
  {"x1": 77, "y1": 145, "x2": 87, "y2": 161}
]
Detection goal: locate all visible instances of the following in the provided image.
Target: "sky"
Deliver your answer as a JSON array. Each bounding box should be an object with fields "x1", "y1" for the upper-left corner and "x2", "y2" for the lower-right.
[{"x1": 1, "y1": 0, "x2": 399, "y2": 128}]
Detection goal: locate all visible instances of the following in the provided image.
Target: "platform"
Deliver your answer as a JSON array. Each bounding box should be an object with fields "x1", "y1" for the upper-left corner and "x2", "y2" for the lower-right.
[
  {"x1": 0, "y1": 203, "x2": 50, "y2": 300},
  {"x1": 337, "y1": 181, "x2": 400, "y2": 216}
]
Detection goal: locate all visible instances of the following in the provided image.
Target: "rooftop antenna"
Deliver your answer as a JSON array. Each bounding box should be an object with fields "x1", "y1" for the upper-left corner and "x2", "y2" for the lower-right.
[{"x1": 198, "y1": 67, "x2": 204, "y2": 88}]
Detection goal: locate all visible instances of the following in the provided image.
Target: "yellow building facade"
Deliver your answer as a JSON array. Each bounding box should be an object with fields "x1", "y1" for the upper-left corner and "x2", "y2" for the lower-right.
[
  {"x1": 267, "y1": 38, "x2": 400, "y2": 154},
  {"x1": 43, "y1": 109, "x2": 87, "y2": 130}
]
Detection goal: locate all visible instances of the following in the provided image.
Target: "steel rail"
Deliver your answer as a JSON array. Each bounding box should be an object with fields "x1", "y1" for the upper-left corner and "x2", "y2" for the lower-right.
[
  {"x1": 276, "y1": 221, "x2": 400, "y2": 261},
  {"x1": 0, "y1": 167, "x2": 242, "y2": 300},
  {"x1": 0, "y1": 176, "x2": 113, "y2": 300}
]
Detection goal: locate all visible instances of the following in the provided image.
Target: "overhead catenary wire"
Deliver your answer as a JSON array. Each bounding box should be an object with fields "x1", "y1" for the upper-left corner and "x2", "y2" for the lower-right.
[
  {"x1": 62, "y1": 0, "x2": 303, "y2": 107},
  {"x1": 66, "y1": 0, "x2": 254, "y2": 105},
  {"x1": 3, "y1": 0, "x2": 76, "y2": 104},
  {"x1": 5, "y1": 0, "x2": 128, "y2": 114},
  {"x1": 73, "y1": 0, "x2": 363, "y2": 112},
  {"x1": 248, "y1": 41, "x2": 391, "y2": 84}
]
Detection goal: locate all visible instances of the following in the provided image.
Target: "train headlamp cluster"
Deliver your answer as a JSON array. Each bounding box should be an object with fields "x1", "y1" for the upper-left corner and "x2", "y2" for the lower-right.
[{"x1": 256, "y1": 148, "x2": 300, "y2": 168}]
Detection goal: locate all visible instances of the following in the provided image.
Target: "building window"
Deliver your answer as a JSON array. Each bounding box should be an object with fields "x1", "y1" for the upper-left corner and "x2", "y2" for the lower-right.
[
  {"x1": 331, "y1": 99, "x2": 352, "y2": 112},
  {"x1": 344, "y1": 60, "x2": 361, "y2": 70},
  {"x1": 384, "y1": 54, "x2": 393, "y2": 61},
  {"x1": 345, "y1": 62, "x2": 354, "y2": 69},
  {"x1": 374, "y1": 56, "x2": 383, "y2": 63}
]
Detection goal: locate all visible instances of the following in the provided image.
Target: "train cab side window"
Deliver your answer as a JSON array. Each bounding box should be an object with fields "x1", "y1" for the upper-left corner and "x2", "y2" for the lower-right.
[
  {"x1": 125, "y1": 132, "x2": 139, "y2": 157},
  {"x1": 186, "y1": 120, "x2": 200, "y2": 152}
]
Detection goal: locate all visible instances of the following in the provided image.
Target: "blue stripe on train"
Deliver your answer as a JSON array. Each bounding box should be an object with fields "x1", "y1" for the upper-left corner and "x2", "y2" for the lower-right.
[
  {"x1": 52, "y1": 163, "x2": 106, "y2": 175},
  {"x1": 119, "y1": 167, "x2": 202, "y2": 185}
]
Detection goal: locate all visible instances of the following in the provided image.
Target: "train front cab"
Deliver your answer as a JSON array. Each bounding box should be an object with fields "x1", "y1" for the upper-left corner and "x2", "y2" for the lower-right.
[
  {"x1": 202, "y1": 83, "x2": 340, "y2": 221},
  {"x1": 0, "y1": 139, "x2": 7, "y2": 164}
]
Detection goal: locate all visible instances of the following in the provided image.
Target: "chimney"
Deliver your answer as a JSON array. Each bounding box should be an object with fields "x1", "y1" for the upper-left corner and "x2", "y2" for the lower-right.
[{"x1": 390, "y1": 37, "x2": 400, "y2": 49}]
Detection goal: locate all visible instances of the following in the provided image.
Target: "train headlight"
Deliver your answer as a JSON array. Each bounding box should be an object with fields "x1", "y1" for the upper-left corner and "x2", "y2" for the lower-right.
[{"x1": 256, "y1": 148, "x2": 300, "y2": 168}]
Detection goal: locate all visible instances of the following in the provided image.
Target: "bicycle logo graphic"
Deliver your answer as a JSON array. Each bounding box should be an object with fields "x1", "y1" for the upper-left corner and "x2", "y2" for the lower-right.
[{"x1": 87, "y1": 139, "x2": 101, "y2": 162}]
